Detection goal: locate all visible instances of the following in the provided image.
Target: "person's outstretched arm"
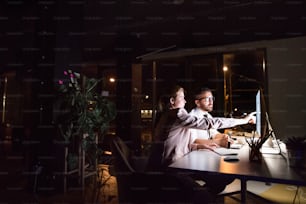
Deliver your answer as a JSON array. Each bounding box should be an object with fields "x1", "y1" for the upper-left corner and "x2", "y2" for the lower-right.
[{"x1": 177, "y1": 108, "x2": 256, "y2": 130}]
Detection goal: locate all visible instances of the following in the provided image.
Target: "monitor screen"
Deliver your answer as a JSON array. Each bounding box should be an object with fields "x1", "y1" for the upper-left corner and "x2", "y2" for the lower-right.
[
  {"x1": 256, "y1": 89, "x2": 268, "y2": 138},
  {"x1": 256, "y1": 90, "x2": 261, "y2": 136}
]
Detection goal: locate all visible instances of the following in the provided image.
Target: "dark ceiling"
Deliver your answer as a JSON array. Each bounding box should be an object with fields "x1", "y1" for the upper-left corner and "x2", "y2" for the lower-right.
[{"x1": 1, "y1": 0, "x2": 306, "y2": 69}]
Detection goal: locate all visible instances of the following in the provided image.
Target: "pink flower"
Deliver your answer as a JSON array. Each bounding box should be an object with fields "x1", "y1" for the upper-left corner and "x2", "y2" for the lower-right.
[
  {"x1": 70, "y1": 74, "x2": 74, "y2": 78},
  {"x1": 58, "y1": 80, "x2": 63, "y2": 85},
  {"x1": 64, "y1": 71, "x2": 68, "y2": 75}
]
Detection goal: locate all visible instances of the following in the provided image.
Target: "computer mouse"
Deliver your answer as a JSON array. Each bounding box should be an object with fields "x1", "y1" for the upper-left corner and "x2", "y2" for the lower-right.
[{"x1": 223, "y1": 156, "x2": 239, "y2": 162}]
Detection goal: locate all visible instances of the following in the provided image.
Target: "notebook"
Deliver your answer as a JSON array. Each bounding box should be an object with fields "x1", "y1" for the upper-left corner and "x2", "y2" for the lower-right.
[{"x1": 213, "y1": 147, "x2": 239, "y2": 156}]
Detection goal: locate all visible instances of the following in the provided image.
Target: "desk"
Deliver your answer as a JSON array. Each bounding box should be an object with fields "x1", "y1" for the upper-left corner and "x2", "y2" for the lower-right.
[{"x1": 168, "y1": 145, "x2": 306, "y2": 203}]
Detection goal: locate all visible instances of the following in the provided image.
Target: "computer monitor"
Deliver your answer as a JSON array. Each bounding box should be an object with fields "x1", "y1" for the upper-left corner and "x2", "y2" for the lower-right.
[
  {"x1": 255, "y1": 89, "x2": 283, "y2": 154},
  {"x1": 255, "y1": 89, "x2": 268, "y2": 138}
]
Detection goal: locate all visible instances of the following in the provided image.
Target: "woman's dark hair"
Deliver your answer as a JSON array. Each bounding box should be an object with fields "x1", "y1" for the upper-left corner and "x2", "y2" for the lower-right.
[
  {"x1": 157, "y1": 85, "x2": 184, "y2": 112},
  {"x1": 154, "y1": 84, "x2": 184, "y2": 129}
]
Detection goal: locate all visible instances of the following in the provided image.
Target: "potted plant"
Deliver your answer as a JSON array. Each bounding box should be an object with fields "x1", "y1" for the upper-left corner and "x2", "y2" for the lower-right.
[
  {"x1": 285, "y1": 135, "x2": 306, "y2": 168},
  {"x1": 56, "y1": 70, "x2": 116, "y2": 190}
]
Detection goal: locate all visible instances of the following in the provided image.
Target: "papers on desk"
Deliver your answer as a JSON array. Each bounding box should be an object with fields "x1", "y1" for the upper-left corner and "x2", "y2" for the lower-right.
[
  {"x1": 212, "y1": 147, "x2": 239, "y2": 156},
  {"x1": 260, "y1": 147, "x2": 281, "y2": 154},
  {"x1": 260, "y1": 139, "x2": 284, "y2": 154}
]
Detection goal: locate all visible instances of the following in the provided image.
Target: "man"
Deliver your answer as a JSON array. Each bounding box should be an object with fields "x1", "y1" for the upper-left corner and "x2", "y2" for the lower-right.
[
  {"x1": 189, "y1": 87, "x2": 238, "y2": 194},
  {"x1": 189, "y1": 87, "x2": 231, "y2": 149}
]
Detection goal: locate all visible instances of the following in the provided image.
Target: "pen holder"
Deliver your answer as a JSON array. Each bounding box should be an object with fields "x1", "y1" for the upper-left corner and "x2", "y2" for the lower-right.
[
  {"x1": 249, "y1": 147, "x2": 262, "y2": 162},
  {"x1": 245, "y1": 131, "x2": 267, "y2": 162}
]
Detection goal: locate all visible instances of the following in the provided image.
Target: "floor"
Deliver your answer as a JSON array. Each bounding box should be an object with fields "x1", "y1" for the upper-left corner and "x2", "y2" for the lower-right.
[
  {"x1": 0, "y1": 141, "x2": 273, "y2": 204},
  {"x1": 0, "y1": 140, "x2": 118, "y2": 204}
]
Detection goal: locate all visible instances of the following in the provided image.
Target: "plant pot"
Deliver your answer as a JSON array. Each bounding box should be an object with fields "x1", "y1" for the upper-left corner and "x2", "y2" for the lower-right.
[{"x1": 286, "y1": 148, "x2": 306, "y2": 168}]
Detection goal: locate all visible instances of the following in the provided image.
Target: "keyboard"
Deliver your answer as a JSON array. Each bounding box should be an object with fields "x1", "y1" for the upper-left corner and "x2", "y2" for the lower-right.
[
  {"x1": 230, "y1": 143, "x2": 243, "y2": 149},
  {"x1": 213, "y1": 147, "x2": 239, "y2": 156}
]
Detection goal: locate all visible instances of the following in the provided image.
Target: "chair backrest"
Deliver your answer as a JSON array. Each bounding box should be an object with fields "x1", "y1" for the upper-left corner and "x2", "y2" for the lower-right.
[
  {"x1": 111, "y1": 136, "x2": 193, "y2": 203},
  {"x1": 111, "y1": 136, "x2": 137, "y2": 202},
  {"x1": 111, "y1": 136, "x2": 135, "y2": 173},
  {"x1": 145, "y1": 141, "x2": 164, "y2": 171}
]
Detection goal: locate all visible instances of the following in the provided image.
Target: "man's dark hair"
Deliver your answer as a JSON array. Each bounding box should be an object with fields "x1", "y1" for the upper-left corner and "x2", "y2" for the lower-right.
[{"x1": 194, "y1": 87, "x2": 212, "y2": 100}]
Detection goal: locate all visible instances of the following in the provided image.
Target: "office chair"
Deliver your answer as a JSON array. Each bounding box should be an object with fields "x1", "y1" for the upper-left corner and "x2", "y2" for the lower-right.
[{"x1": 111, "y1": 136, "x2": 204, "y2": 203}]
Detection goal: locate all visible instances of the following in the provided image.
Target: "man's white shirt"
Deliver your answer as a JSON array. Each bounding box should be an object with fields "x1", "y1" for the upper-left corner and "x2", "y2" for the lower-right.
[{"x1": 189, "y1": 107, "x2": 220, "y2": 143}]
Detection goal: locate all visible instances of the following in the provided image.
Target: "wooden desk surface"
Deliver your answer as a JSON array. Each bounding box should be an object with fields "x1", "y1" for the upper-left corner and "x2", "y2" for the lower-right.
[{"x1": 168, "y1": 145, "x2": 306, "y2": 186}]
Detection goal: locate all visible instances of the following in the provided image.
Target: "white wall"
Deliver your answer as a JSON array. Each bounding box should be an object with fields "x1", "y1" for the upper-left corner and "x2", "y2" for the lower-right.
[{"x1": 265, "y1": 37, "x2": 306, "y2": 140}]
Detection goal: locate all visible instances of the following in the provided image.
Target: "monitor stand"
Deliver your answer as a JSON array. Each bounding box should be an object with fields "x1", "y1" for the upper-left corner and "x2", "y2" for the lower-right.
[{"x1": 261, "y1": 113, "x2": 286, "y2": 159}]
